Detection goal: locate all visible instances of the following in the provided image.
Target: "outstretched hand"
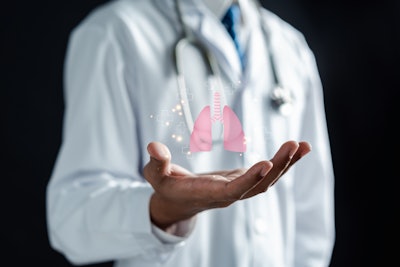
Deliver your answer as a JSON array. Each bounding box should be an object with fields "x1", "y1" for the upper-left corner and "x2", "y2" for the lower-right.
[{"x1": 143, "y1": 141, "x2": 311, "y2": 230}]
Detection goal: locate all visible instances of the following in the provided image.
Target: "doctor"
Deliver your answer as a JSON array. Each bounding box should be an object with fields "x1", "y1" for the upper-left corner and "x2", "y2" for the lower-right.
[{"x1": 46, "y1": 0, "x2": 335, "y2": 266}]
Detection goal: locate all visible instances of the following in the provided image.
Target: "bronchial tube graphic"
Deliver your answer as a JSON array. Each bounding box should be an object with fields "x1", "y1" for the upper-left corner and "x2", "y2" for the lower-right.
[{"x1": 190, "y1": 92, "x2": 246, "y2": 152}]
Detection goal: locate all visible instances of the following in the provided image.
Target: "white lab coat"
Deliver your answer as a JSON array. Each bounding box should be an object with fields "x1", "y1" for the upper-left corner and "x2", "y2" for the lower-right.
[{"x1": 46, "y1": 0, "x2": 335, "y2": 266}]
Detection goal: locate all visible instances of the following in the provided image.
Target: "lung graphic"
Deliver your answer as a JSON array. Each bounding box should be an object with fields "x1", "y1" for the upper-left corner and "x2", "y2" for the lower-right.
[{"x1": 190, "y1": 92, "x2": 246, "y2": 152}]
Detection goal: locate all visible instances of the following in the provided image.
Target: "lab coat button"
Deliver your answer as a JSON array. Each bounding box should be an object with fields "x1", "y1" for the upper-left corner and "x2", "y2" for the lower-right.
[{"x1": 254, "y1": 218, "x2": 267, "y2": 234}]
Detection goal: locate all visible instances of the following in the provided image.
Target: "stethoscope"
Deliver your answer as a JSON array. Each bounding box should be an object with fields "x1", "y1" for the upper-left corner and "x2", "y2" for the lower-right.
[{"x1": 174, "y1": 0, "x2": 294, "y2": 133}]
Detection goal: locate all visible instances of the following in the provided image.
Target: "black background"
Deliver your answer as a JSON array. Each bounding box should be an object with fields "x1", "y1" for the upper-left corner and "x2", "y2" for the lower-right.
[{"x1": 2, "y1": 0, "x2": 397, "y2": 266}]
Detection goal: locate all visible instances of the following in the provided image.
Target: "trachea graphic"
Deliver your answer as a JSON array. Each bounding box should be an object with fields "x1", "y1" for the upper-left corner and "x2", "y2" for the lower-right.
[
  {"x1": 190, "y1": 92, "x2": 246, "y2": 152},
  {"x1": 212, "y1": 92, "x2": 223, "y2": 123}
]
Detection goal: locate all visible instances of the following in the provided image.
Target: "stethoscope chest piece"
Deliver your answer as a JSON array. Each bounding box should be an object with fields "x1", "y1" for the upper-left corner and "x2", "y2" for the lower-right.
[{"x1": 270, "y1": 85, "x2": 294, "y2": 116}]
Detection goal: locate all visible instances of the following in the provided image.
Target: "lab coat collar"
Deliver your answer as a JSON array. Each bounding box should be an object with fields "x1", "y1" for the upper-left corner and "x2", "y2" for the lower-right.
[
  {"x1": 239, "y1": 2, "x2": 273, "y2": 94},
  {"x1": 202, "y1": 0, "x2": 233, "y2": 19},
  {"x1": 195, "y1": 0, "x2": 268, "y2": 89},
  {"x1": 156, "y1": 0, "x2": 247, "y2": 84}
]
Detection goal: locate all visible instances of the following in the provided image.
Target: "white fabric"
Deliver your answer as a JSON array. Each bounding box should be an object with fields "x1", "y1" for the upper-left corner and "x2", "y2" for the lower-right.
[
  {"x1": 46, "y1": 0, "x2": 335, "y2": 266},
  {"x1": 202, "y1": 0, "x2": 232, "y2": 19}
]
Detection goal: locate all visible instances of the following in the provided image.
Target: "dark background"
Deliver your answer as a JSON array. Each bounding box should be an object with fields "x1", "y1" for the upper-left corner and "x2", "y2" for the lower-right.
[{"x1": 2, "y1": 0, "x2": 397, "y2": 266}]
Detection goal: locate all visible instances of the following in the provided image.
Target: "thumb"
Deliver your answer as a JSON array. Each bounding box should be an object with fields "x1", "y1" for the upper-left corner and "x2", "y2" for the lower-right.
[{"x1": 146, "y1": 141, "x2": 171, "y2": 176}]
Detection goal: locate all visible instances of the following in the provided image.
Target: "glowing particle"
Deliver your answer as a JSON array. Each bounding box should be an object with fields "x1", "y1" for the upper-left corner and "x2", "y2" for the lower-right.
[{"x1": 182, "y1": 146, "x2": 192, "y2": 159}]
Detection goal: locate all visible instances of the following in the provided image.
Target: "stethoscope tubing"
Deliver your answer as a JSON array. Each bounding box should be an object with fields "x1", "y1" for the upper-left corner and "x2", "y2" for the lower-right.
[{"x1": 174, "y1": 0, "x2": 293, "y2": 134}]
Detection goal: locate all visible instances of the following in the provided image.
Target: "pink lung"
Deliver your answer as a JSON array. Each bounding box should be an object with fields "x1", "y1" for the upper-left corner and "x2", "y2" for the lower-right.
[
  {"x1": 189, "y1": 106, "x2": 212, "y2": 152},
  {"x1": 189, "y1": 103, "x2": 246, "y2": 153},
  {"x1": 223, "y1": 106, "x2": 246, "y2": 152}
]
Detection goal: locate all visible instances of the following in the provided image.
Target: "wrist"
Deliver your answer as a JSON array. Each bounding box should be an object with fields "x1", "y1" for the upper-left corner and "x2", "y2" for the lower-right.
[{"x1": 149, "y1": 193, "x2": 195, "y2": 231}]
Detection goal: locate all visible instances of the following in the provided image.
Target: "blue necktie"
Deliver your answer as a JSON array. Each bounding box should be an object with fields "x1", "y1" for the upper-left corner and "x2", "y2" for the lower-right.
[{"x1": 221, "y1": 4, "x2": 245, "y2": 69}]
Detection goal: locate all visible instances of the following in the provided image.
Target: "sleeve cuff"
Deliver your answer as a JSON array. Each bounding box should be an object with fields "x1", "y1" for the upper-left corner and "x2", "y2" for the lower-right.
[{"x1": 151, "y1": 217, "x2": 197, "y2": 244}]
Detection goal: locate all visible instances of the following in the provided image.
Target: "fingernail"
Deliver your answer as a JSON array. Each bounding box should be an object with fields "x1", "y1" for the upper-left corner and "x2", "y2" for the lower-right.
[
  {"x1": 288, "y1": 146, "x2": 298, "y2": 159},
  {"x1": 261, "y1": 162, "x2": 272, "y2": 177}
]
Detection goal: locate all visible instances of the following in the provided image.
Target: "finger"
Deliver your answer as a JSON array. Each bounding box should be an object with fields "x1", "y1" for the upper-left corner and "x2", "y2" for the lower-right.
[
  {"x1": 224, "y1": 161, "x2": 273, "y2": 200},
  {"x1": 143, "y1": 142, "x2": 172, "y2": 184},
  {"x1": 241, "y1": 141, "x2": 299, "y2": 198},
  {"x1": 276, "y1": 141, "x2": 311, "y2": 179},
  {"x1": 268, "y1": 140, "x2": 300, "y2": 179}
]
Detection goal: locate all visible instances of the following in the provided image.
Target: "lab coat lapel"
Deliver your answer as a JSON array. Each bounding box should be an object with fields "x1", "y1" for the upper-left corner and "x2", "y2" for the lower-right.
[
  {"x1": 155, "y1": 0, "x2": 242, "y2": 83},
  {"x1": 243, "y1": 18, "x2": 274, "y2": 96},
  {"x1": 194, "y1": 16, "x2": 243, "y2": 83},
  {"x1": 178, "y1": 0, "x2": 243, "y2": 84}
]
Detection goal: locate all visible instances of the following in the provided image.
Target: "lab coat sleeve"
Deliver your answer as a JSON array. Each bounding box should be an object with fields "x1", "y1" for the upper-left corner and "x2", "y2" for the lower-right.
[
  {"x1": 292, "y1": 38, "x2": 336, "y2": 266},
  {"x1": 46, "y1": 23, "x2": 184, "y2": 265}
]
